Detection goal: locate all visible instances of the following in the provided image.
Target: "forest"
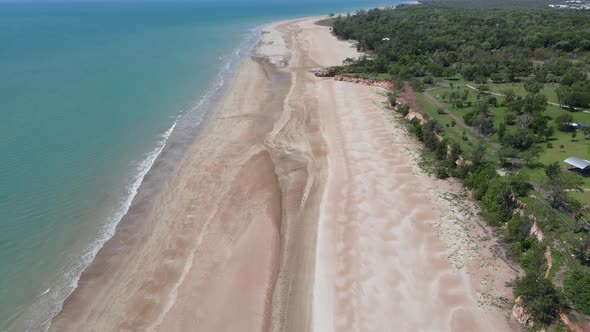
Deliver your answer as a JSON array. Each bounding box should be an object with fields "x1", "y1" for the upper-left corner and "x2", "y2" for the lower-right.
[{"x1": 328, "y1": 1, "x2": 590, "y2": 328}]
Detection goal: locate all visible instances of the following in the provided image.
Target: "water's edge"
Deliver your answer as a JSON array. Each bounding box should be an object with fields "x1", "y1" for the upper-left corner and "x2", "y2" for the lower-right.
[{"x1": 31, "y1": 26, "x2": 265, "y2": 332}]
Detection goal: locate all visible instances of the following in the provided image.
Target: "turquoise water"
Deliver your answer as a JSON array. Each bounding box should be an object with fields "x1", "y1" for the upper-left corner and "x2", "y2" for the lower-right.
[{"x1": 0, "y1": 0, "x2": 400, "y2": 330}]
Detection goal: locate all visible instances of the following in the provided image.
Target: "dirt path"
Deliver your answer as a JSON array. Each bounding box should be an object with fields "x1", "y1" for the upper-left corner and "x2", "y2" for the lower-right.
[{"x1": 424, "y1": 88, "x2": 501, "y2": 149}]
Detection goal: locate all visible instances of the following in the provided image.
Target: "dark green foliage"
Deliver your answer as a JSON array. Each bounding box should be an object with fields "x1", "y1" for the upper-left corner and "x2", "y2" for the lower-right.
[
  {"x1": 388, "y1": 91, "x2": 398, "y2": 107},
  {"x1": 544, "y1": 166, "x2": 584, "y2": 208},
  {"x1": 564, "y1": 270, "x2": 590, "y2": 314},
  {"x1": 331, "y1": 5, "x2": 590, "y2": 84},
  {"x1": 524, "y1": 80, "x2": 543, "y2": 95},
  {"x1": 557, "y1": 81, "x2": 590, "y2": 109},
  {"x1": 555, "y1": 113, "x2": 574, "y2": 131},
  {"x1": 481, "y1": 174, "x2": 530, "y2": 224},
  {"x1": 520, "y1": 243, "x2": 546, "y2": 272},
  {"x1": 465, "y1": 163, "x2": 497, "y2": 200},
  {"x1": 544, "y1": 125, "x2": 555, "y2": 142},
  {"x1": 396, "y1": 103, "x2": 410, "y2": 117},
  {"x1": 523, "y1": 94, "x2": 547, "y2": 114},
  {"x1": 498, "y1": 122, "x2": 507, "y2": 140},
  {"x1": 571, "y1": 235, "x2": 590, "y2": 266},
  {"x1": 514, "y1": 273, "x2": 563, "y2": 326},
  {"x1": 435, "y1": 166, "x2": 449, "y2": 179},
  {"x1": 507, "y1": 214, "x2": 534, "y2": 251},
  {"x1": 544, "y1": 161, "x2": 561, "y2": 180},
  {"x1": 502, "y1": 128, "x2": 537, "y2": 150}
]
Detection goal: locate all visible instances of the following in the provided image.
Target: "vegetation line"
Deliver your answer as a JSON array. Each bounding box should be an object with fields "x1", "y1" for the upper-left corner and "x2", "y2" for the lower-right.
[{"x1": 329, "y1": 1, "x2": 590, "y2": 328}]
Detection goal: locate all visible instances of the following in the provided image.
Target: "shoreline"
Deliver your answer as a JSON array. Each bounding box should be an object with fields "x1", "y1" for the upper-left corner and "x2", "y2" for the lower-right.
[
  {"x1": 50, "y1": 14, "x2": 519, "y2": 331},
  {"x1": 24, "y1": 23, "x2": 264, "y2": 332}
]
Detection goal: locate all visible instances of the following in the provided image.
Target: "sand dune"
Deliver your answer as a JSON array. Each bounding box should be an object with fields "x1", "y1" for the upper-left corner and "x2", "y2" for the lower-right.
[{"x1": 51, "y1": 16, "x2": 518, "y2": 332}]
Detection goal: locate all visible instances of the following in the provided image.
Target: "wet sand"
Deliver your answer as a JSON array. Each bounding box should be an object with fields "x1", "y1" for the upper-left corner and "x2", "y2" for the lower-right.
[{"x1": 51, "y1": 17, "x2": 518, "y2": 332}]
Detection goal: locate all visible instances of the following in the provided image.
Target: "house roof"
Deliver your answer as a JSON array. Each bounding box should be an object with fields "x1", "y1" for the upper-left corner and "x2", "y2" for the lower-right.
[{"x1": 564, "y1": 157, "x2": 590, "y2": 170}]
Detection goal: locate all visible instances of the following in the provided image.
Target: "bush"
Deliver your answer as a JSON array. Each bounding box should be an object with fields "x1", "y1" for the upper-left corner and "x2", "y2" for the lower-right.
[
  {"x1": 514, "y1": 272, "x2": 563, "y2": 326},
  {"x1": 506, "y1": 214, "x2": 534, "y2": 249},
  {"x1": 555, "y1": 113, "x2": 574, "y2": 131},
  {"x1": 435, "y1": 166, "x2": 449, "y2": 179},
  {"x1": 478, "y1": 85, "x2": 490, "y2": 92},
  {"x1": 463, "y1": 110, "x2": 476, "y2": 126},
  {"x1": 396, "y1": 103, "x2": 410, "y2": 117},
  {"x1": 487, "y1": 96, "x2": 498, "y2": 107},
  {"x1": 564, "y1": 270, "x2": 590, "y2": 315},
  {"x1": 388, "y1": 92, "x2": 398, "y2": 107},
  {"x1": 520, "y1": 244, "x2": 546, "y2": 273},
  {"x1": 410, "y1": 78, "x2": 425, "y2": 92},
  {"x1": 461, "y1": 131, "x2": 468, "y2": 141}
]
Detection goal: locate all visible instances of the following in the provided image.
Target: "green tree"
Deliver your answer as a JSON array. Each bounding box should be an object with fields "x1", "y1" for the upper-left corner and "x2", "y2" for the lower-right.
[
  {"x1": 555, "y1": 113, "x2": 574, "y2": 131},
  {"x1": 564, "y1": 270, "x2": 590, "y2": 314},
  {"x1": 498, "y1": 122, "x2": 507, "y2": 140},
  {"x1": 481, "y1": 174, "x2": 529, "y2": 224},
  {"x1": 502, "y1": 89, "x2": 515, "y2": 102},
  {"x1": 545, "y1": 170, "x2": 584, "y2": 208},
  {"x1": 544, "y1": 162, "x2": 561, "y2": 180},
  {"x1": 514, "y1": 273, "x2": 563, "y2": 326},
  {"x1": 524, "y1": 80, "x2": 543, "y2": 95},
  {"x1": 543, "y1": 125, "x2": 555, "y2": 142}
]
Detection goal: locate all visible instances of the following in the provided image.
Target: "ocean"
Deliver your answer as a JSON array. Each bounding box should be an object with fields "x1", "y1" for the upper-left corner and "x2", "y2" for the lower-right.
[{"x1": 0, "y1": 0, "x2": 400, "y2": 330}]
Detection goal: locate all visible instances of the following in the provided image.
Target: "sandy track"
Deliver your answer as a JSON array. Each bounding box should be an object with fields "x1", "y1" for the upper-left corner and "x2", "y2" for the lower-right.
[{"x1": 51, "y1": 16, "x2": 518, "y2": 332}]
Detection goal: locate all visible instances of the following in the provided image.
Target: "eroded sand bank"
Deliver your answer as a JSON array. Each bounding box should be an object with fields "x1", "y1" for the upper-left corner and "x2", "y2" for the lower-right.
[{"x1": 51, "y1": 17, "x2": 518, "y2": 332}]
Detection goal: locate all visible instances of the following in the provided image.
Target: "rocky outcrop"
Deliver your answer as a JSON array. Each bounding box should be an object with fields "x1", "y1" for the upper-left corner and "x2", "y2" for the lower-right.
[
  {"x1": 405, "y1": 111, "x2": 425, "y2": 124},
  {"x1": 530, "y1": 221, "x2": 545, "y2": 242},
  {"x1": 512, "y1": 297, "x2": 533, "y2": 327},
  {"x1": 559, "y1": 311, "x2": 585, "y2": 332}
]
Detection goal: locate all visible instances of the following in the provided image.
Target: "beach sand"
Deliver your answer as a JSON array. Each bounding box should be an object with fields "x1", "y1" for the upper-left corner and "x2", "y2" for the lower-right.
[{"x1": 51, "y1": 17, "x2": 519, "y2": 332}]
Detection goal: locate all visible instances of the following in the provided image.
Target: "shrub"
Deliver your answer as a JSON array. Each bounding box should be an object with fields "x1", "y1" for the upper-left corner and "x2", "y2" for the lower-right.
[
  {"x1": 487, "y1": 96, "x2": 497, "y2": 107},
  {"x1": 555, "y1": 113, "x2": 574, "y2": 131},
  {"x1": 478, "y1": 84, "x2": 490, "y2": 92},
  {"x1": 520, "y1": 244, "x2": 546, "y2": 273},
  {"x1": 461, "y1": 131, "x2": 469, "y2": 141},
  {"x1": 396, "y1": 103, "x2": 410, "y2": 117},
  {"x1": 388, "y1": 92, "x2": 398, "y2": 107},
  {"x1": 435, "y1": 166, "x2": 449, "y2": 179},
  {"x1": 463, "y1": 110, "x2": 476, "y2": 126},
  {"x1": 410, "y1": 78, "x2": 425, "y2": 92},
  {"x1": 514, "y1": 272, "x2": 563, "y2": 326},
  {"x1": 564, "y1": 270, "x2": 590, "y2": 315},
  {"x1": 507, "y1": 214, "x2": 534, "y2": 247}
]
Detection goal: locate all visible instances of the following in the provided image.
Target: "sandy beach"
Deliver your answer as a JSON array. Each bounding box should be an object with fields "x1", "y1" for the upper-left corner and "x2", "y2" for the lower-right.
[{"x1": 50, "y1": 16, "x2": 519, "y2": 332}]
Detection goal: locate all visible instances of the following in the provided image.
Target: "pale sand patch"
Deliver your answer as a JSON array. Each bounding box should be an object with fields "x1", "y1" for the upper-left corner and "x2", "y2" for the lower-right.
[
  {"x1": 294, "y1": 17, "x2": 519, "y2": 332},
  {"x1": 50, "y1": 58, "x2": 284, "y2": 331},
  {"x1": 50, "y1": 14, "x2": 519, "y2": 332}
]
